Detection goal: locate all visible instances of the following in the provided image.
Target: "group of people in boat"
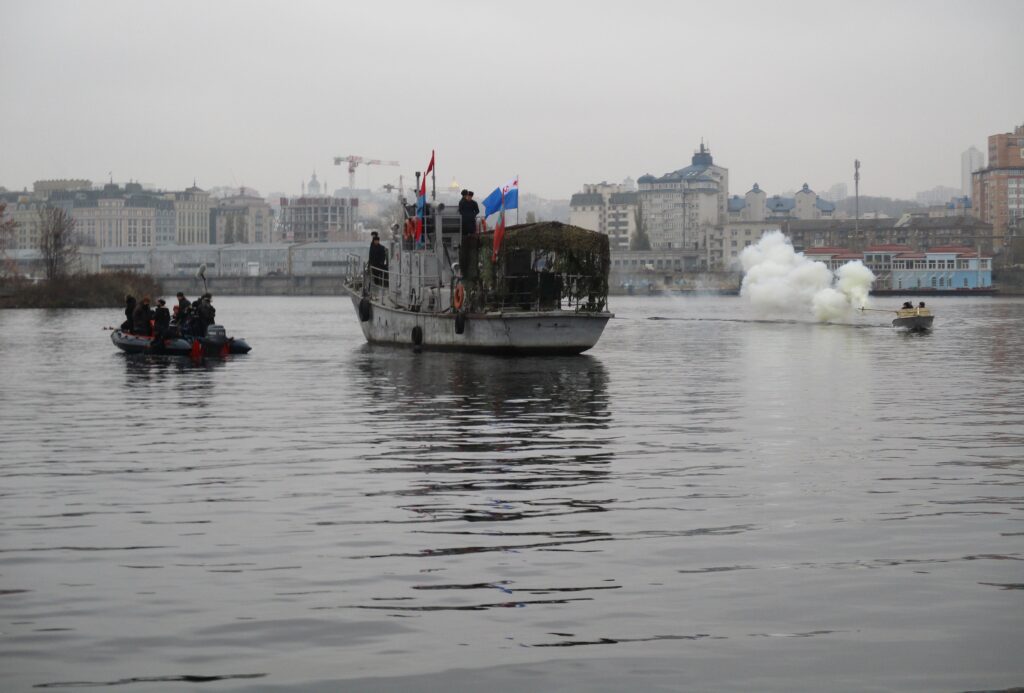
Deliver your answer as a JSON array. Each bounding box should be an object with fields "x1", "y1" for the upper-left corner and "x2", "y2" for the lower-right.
[
  {"x1": 901, "y1": 301, "x2": 927, "y2": 311},
  {"x1": 121, "y1": 291, "x2": 216, "y2": 344}
]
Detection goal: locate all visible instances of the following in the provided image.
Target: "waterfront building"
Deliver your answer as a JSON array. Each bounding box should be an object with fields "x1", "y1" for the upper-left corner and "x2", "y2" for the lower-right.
[
  {"x1": 972, "y1": 123, "x2": 1024, "y2": 250},
  {"x1": 779, "y1": 214, "x2": 994, "y2": 255},
  {"x1": 710, "y1": 221, "x2": 782, "y2": 269},
  {"x1": 76, "y1": 242, "x2": 366, "y2": 278},
  {"x1": 713, "y1": 182, "x2": 832, "y2": 269},
  {"x1": 961, "y1": 146, "x2": 984, "y2": 197},
  {"x1": 278, "y1": 195, "x2": 358, "y2": 243},
  {"x1": 728, "y1": 183, "x2": 835, "y2": 224},
  {"x1": 568, "y1": 180, "x2": 637, "y2": 250},
  {"x1": 0, "y1": 194, "x2": 46, "y2": 250},
  {"x1": 637, "y1": 143, "x2": 728, "y2": 261},
  {"x1": 212, "y1": 189, "x2": 275, "y2": 244},
  {"x1": 173, "y1": 184, "x2": 213, "y2": 245},
  {"x1": 66, "y1": 183, "x2": 176, "y2": 248},
  {"x1": 805, "y1": 245, "x2": 992, "y2": 291}
]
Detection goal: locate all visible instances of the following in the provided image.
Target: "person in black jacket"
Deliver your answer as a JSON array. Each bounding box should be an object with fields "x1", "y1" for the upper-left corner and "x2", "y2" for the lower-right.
[
  {"x1": 196, "y1": 293, "x2": 216, "y2": 335},
  {"x1": 132, "y1": 296, "x2": 153, "y2": 335},
  {"x1": 457, "y1": 189, "x2": 479, "y2": 237},
  {"x1": 121, "y1": 295, "x2": 136, "y2": 331},
  {"x1": 176, "y1": 292, "x2": 190, "y2": 317},
  {"x1": 368, "y1": 232, "x2": 388, "y2": 286},
  {"x1": 151, "y1": 299, "x2": 171, "y2": 347}
]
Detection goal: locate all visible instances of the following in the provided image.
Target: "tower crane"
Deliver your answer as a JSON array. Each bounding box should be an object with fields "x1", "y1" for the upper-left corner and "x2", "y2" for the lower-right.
[{"x1": 333, "y1": 155, "x2": 400, "y2": 190}]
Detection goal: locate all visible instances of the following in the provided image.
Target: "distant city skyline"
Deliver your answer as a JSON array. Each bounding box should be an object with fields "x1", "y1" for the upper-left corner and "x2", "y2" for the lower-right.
[{"x1": 2, "y1": 1, "x2": 1022, "y2": 201}]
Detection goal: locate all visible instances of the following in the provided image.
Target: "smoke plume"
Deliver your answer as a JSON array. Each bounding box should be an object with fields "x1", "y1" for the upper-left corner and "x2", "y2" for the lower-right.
[{"x1": 740, "y1": 231, "x2": 875, "y2": 321}]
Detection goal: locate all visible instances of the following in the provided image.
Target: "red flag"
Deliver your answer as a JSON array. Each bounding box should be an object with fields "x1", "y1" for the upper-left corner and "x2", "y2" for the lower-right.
[{"x1": 415, "y1": 150, "x2": 434, "y2": 243}]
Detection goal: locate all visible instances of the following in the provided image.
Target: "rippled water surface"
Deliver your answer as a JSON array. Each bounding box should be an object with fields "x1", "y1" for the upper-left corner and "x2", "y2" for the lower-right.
[{"x1": 1, "y1": 295, "x2": 1022, "y2": 692}]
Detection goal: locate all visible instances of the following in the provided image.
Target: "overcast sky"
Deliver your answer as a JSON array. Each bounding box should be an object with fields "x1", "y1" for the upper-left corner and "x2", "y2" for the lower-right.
[{"x1": 2, "y1": 0, "x2": 1022, "y2": 201}]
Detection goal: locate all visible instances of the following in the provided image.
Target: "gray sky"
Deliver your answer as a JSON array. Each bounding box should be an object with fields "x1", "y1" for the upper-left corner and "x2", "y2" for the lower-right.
[{"x1": 2, "y1": 0, "x2": 1022, "y2": 201}]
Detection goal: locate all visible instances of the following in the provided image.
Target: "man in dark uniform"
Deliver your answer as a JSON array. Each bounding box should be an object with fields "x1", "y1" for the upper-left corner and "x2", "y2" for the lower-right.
[
  {"x1": 132, "y1": 296, "x2": 153, "y2": 335},
  {"x1": 122, "y1": 295, "x2": 136, "y2": 331},
  {"x1": 368, "y1": 232, "x2": 388, "y2": 286},
  {"x1": 196, "y1": 293, "x2": 216, "y2": 336},
  {"x1": 458, "y1": 189, "x2": 479, "y2": 237},
  {"x1": 151, "y1": 298, "x2": 171, "y2": 347}
]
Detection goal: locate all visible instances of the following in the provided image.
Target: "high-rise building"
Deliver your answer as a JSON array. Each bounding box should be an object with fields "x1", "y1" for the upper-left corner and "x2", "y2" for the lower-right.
[
  {"x1": 972, "y1": 124, "x2": 1024, "y2": 249},
  {"x1": 637, "y1": 143, "x2": 728, "y2": 259},
  {"x1": 961, "y1": 146, "x2": 984, "y2": 197},
  {"x1": 568, "y1": 180, "x2": 637, "y2": 251}
]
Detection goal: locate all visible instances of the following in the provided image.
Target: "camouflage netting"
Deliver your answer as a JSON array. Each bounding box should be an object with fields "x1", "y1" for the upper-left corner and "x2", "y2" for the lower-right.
[{"x1": 461, "y1": 222, "x2": 610, "y2": 312}]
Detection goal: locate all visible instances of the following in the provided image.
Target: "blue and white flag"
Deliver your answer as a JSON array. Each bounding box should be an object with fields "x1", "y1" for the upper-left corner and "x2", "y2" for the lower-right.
[{"x1": 482, "y1": 177, "x2": 518, "y2": 218}]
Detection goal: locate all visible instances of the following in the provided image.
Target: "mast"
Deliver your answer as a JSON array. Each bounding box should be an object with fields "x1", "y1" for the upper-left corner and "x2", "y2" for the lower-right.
[{"x1": 854, "y1": 159, "x2": 860, "y2": 234}]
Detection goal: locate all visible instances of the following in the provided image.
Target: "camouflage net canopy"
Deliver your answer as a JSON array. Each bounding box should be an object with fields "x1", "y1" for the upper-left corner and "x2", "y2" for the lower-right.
[{"x1": 460, "y1": 222, "x2": 610, "y2": 313}]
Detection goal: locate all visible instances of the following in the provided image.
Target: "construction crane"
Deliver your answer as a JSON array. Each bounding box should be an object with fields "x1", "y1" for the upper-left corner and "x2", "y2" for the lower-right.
[{"x1": 333, "y1": 155, "x2": 400, "y2": 190}]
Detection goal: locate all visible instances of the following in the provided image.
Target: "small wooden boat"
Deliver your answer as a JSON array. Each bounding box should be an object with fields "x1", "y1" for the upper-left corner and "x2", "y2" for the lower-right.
[
  {"x1": 892, "y1": 306, "x2": 934, "y2": 332},
  {"x1": 860, "y1": 305, "x2": 934, "y2": 332}
]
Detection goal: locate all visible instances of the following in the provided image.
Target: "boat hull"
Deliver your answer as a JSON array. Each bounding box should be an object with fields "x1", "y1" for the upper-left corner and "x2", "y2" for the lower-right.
[
  {"x1": 892, "y1": 316, "x2": 934, "y2": 332},
  {"x1": 348, "y1": 292, "x2": 611, "y2": 355},
  {"x1": 111, "y1": 330, "x2": 252, "y2": 356}
]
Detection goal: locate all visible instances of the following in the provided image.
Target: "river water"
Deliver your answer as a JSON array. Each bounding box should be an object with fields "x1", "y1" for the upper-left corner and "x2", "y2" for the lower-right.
[{"x1": 1, "y1": 295, "x2": 1022, "y2": 692}]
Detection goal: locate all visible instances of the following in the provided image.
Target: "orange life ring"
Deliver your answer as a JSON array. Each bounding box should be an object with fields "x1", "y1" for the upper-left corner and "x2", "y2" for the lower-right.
[{"x1": 453, "y1": 283, "x2": 465, "y2": 310}]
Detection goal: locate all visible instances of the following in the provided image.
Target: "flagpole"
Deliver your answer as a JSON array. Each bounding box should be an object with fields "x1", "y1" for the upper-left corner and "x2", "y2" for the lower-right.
[{"x1": 431, "y1": 149, "x2": 436, "y2": 202}]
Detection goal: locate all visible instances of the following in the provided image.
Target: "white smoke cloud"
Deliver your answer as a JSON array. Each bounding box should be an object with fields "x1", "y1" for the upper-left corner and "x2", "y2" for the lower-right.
[{"x1": 740, "y1": 231, "x2": 876, "y2": 321}]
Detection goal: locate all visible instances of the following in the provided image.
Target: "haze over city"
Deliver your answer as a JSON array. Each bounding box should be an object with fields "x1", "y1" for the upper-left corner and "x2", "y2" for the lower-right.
[{"x1": 2, "y1": 0, "x2": 1023, "y2": 200}]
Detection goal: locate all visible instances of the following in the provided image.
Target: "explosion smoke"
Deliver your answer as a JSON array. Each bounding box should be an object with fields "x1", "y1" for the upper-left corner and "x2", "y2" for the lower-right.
[{"x1": 740, "y1": 231, "x2": 876, "y2": 321}]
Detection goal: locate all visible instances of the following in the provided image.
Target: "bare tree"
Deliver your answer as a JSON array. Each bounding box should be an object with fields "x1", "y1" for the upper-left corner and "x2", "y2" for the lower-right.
[{"x1": 37, "y1": 206, "x2": 79, "y2": 280}]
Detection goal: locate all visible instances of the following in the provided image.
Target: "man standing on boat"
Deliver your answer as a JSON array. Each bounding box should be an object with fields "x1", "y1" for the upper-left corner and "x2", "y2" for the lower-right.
[
  {"x1": 151, "y1": 298, "x2": 170, "y2": 348},
  {"x1": 368, "y1": 231, "x2": 388, "y2": 286},
  {"x1": 458, "y1": 189, "x2": 479, "y2": 237}
]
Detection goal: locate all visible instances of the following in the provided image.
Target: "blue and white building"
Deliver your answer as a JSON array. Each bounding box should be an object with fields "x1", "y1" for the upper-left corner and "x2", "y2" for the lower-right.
[{"x1": 805, "y1": 245, "x2": 992, "y2": 291}]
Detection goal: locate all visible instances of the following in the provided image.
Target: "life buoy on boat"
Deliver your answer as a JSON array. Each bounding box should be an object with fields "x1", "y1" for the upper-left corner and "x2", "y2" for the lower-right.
[
  {"x1": 453, "y1": 283, "x2": 465, "y2": 310},
  {"x1": 403, "y1": 219, "x2": 415, "y2": 240}
]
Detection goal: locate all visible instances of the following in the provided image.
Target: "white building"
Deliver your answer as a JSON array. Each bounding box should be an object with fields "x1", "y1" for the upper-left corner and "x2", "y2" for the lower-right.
[
  {"x1": 568, "y1": 180, "x2": 638, "y2": 250},
  {"x1": 961, "y1": 146, "x2": 984, "y2": 197},
  {"x1": 637, "y1": 143, "x2": 728, "y2": 258}
]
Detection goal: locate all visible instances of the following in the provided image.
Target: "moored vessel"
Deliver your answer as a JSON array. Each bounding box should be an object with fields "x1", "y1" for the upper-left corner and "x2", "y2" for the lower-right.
[{"x1": 344, "y1": 199, "x2": 612, "y2": 354}]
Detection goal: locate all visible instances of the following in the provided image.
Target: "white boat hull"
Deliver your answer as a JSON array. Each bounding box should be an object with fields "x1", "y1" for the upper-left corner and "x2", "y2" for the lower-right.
[{"x1": 348, "y1": 292, "x2": 610, "y2": 354}]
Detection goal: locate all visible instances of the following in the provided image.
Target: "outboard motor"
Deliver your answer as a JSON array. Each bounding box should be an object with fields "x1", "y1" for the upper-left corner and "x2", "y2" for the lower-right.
[{"x1": 205, "y1": 324, "x2": 227, "y2": 347}]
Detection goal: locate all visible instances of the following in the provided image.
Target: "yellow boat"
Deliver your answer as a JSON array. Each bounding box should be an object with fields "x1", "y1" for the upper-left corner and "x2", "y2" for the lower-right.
[{"x1": 892, "y1": 305, "x2": 934, "y2": 332}]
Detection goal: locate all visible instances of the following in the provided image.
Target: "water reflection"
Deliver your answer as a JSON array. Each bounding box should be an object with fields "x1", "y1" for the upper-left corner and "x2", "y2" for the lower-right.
[{"x1": 342, "y1": 349, "x2": 618, "y2": 568}]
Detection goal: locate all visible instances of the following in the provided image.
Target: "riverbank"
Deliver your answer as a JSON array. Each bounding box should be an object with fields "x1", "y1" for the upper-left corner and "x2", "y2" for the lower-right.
[{"x1": 0, "y1": 273, "x2": 162, "y2": 309}]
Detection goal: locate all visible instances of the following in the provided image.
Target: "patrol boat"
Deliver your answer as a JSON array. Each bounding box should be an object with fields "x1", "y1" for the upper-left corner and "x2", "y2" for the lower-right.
[{"x1": 344, "y1": 206, "x2": 612, "y2": 355}]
